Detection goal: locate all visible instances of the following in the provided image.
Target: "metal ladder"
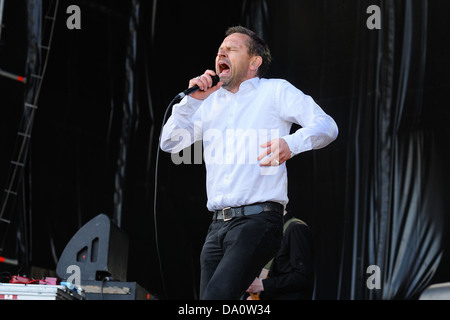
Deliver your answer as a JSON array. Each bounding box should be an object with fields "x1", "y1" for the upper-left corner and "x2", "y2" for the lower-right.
[{"x1": 0, "y1": 0, "x2": 60, "y2": 262}]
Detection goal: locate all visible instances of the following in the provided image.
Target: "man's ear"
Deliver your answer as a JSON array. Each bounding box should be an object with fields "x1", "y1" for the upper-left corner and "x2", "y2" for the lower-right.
[{"x1": 250, "y1": 56, "x2": 263, "y2": 71}]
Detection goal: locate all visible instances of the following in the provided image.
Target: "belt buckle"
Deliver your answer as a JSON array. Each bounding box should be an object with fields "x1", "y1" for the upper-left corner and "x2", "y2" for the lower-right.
[{"x1": 222, "y1": 207, "x2": 233, "y2": 221}]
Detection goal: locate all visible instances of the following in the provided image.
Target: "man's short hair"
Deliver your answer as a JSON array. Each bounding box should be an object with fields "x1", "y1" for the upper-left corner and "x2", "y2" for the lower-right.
[{"x1": 225, "y1": 26, "x2": 272, "y2": 77}]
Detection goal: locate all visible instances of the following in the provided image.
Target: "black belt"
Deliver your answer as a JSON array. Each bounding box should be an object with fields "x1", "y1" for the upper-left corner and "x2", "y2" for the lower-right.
[{"x1": 213, "y1": 201, "x2": 283, "y2": 221}]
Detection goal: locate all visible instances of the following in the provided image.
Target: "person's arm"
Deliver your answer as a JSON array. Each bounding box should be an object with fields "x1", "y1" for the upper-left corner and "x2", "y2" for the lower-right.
[
  {"x1": 280, "y1": 80, "x2": 338, "y2": 156},
  {"x1": 258, "y1": 80, "x2": 338, "y2": 166},
  {"x1": 159, "y1": 96, "x2": 203, "y2": 153},
  {"x1": 160, "y1": 71, "x2": 222, "y2": 153}
]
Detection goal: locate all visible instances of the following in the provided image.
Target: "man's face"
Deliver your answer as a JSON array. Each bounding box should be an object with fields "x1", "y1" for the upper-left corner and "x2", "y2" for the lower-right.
[{"x1": 215, "y1": 33, "x2": 253, "y2": 92}]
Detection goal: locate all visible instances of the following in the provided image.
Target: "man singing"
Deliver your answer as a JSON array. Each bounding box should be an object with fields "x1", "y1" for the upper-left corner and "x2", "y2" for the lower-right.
[{"x1": 160, "y1": 26, "x2": 338, "y2": 300}]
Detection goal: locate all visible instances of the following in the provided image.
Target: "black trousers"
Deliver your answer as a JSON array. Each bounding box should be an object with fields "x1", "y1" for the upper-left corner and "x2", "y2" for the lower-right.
[{"x1": 199, "y1": 210, "x2": 283, "y2": 300}]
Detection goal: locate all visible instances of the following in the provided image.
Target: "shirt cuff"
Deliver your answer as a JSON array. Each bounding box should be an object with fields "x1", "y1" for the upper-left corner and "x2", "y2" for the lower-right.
[{"x1": 282, "y1": 132, "x2": 312, "y2": 156}]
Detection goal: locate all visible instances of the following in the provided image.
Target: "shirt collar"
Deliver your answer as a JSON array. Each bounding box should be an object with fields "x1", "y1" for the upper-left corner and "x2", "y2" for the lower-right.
[
  {"x1": 245, "y1": 77, "x2": 261, "y2": 88},
  {"x1": 218, "y1": 77, "x2": 260, "y2": 96}
]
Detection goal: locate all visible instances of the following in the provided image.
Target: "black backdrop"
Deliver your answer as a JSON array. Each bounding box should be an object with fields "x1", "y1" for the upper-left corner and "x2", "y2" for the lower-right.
[{"x1": 1, "y1": 0, "x2": 449, "y2": 300}]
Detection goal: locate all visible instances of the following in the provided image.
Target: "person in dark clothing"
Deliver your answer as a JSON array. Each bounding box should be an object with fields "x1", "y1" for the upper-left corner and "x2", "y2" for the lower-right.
[{"x1": 246, "y1": 210, "x2": 315, "y2": 300}]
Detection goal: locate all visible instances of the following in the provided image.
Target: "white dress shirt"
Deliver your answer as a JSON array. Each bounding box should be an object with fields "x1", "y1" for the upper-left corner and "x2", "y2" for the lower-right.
[{"x1": 160, "y1": 77, "x2": 338, "y2": 211}]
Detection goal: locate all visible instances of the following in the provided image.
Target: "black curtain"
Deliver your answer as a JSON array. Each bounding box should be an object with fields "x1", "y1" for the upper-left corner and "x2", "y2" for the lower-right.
[{"x1": 338, "y1": 0, "x2": 448, "y2": 300}]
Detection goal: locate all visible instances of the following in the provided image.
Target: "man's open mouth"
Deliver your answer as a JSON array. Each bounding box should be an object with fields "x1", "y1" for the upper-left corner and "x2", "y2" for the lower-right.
[{"x1": 218, "y1": 61, "x2": 231, "y2": 77}]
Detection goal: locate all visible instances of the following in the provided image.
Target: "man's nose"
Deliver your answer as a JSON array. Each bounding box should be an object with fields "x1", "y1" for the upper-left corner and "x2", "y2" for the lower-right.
[{"x1": 217, "y1": 50, "x2": 227, "y2": 58}]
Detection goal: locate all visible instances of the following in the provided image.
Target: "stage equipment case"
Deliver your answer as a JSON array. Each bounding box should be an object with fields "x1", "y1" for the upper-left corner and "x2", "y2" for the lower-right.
[{"x1": 0, "y1": 283, "x2": 84, "y2": 300}]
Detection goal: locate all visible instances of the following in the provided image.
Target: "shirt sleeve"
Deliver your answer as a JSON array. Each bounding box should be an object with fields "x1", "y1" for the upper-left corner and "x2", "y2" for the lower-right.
[
  {"x1": 278, "y1": 80, "x2": 339, "y2": 155},
  {"x1": 159, "y1": 96, "x2": 203, "y2": 153}
]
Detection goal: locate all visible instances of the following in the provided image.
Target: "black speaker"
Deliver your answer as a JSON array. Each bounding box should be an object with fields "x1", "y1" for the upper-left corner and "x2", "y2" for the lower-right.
[{"x1": 56, "y1": 214, "x2": 129, "y2": 282}]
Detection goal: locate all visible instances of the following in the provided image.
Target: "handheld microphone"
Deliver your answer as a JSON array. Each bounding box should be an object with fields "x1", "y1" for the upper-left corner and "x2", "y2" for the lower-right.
[{"x1": 175, "y1": 74, "x2": 220, "y2": 100}]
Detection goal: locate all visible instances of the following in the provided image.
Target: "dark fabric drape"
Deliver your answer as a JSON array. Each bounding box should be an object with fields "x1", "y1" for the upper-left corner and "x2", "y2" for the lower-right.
[
  {"x1": 113, "y1": 0, "x2": 140, "y2": 228},
  {"x1": 240, "y1": 0, "x2": 269, "y2": 40},
  {"x1": 339, "y1": 0, "x2": 446, "y2": 300}
]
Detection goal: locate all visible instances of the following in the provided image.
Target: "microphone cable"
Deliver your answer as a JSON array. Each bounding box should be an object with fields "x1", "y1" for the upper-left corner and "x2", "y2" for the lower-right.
[
  {"x1": 153, "y1": 74, "x2": 219, "y2": 299},
  {"x1": 153, "y1": 95, "x2": 181, "y2": 299}
]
